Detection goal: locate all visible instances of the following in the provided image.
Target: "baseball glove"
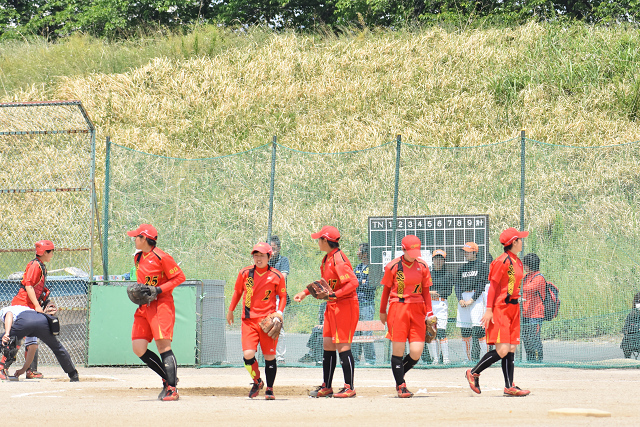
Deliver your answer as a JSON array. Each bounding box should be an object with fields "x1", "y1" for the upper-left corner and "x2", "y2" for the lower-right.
[
  {"x1": 259, "y1": 312, "x2": 284, "y2": 340},
  {"x1": 306, "y1": 278, "x2": 333, "y2": 300},
  {"x1": 425, "y1": 316, "x2": 437, "y2": 343},
  {"x1": 127, "y1": 283, "x2": 161, "y2": 305},
  {"x1": 44, "y1": 301, "x2": 58, "y2": 316}
]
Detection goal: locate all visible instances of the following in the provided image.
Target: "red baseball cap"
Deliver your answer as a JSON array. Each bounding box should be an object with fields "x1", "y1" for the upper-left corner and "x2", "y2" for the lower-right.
[
  {"x1": 251, "y1": 242, "x2": 273, "y2": 256},
  {"x1": 35, "y1": 240, "x2": 55, "y2": 256},
  {"x1": 311, "y1": 226, "x2": 341, "y2": 242},
  {"x1": 433, "y1": 249, "x2": 446, "y2": 259},
  {"x1": 462, "y1": 242, "x2": 479, "y2": 253},
  {"x1": 126, "y1": 224, "x2": 158, "y2": 240},
  {"x1": 401, "y1": 235, "x2": 422, "y2": 258},
  {"x1": 499, "y1": 227, "x2": 529, "y2": 246}
]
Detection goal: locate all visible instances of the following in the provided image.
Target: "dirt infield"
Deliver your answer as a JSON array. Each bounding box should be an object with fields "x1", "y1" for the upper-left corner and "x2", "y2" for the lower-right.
[{"x1": 3, "y1": 365, "x2": 639, "y2": 426}]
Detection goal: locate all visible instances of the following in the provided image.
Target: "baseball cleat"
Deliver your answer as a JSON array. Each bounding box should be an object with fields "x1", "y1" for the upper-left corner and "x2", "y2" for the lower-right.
[
  {"x1": 333, "y1": 384, "x2": 356, "y2": 398},
  {"x1": 26, "y1": 369, "x2": 43, "y2": 379},
  {"x1": 162, "y1": 385, "x2": 179, "y2": 401},
  {"x1": 504, "y1": 385, "x2": 530, "y2": 397},
  {"x1": 309, "y1": 383, "x2": 333, "y2": 398},
  {"x1": 0, "y1": 368, "x2": 8, "y2": 381},
  {"x1": 396, "y1": 383, "x2": 413, "y2": 398},
  {"x1": 465, "y1": 369, "x2": 481, "y2": 394},
  {"x1": 249, "y1": 378, "x2": 264, "y2": 398},
  {"x1": 158, "y1": 379, "x2": 169, "y2": 400},
  {"x1": 265, "y1": 387, "x2": 275, "y2": 400}
]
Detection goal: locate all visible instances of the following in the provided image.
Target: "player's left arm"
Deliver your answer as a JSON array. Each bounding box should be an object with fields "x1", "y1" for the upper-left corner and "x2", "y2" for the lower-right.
[
  {"x1": 158, "y1": 255, "x2": 186, "y2": 294},
  {"x1": 333, "y1": 258, "x2": 359, "y2": 298},
  {"x1": 276, "y1": 273, "x2": 287, "y2": 313},
  {"x1": 421, "y1": 265, "x2": 434, "y2": 317}
]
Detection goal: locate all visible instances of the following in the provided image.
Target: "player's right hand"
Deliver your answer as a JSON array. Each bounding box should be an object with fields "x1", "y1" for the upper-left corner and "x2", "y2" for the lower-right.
[
  {"x1": 293, "y1": 291, "x2": 306, "y2": 302},
  {"x1": 480, "y1": 308, "x2": 493, "y2": 329},
  {"x1": 226, "y1": 311, "x2": 234, "y2": 325},
  {"x1": 379, "y1": 312, "x2": 387, "y2": 325}
]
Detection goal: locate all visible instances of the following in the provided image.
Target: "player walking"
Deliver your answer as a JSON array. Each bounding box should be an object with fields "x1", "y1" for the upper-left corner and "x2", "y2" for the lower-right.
[
  {"x1": 465, "y1": 227, "x2": 531, "y2": 397},
  {"x1": 227, "y1": 242, "x2": 287, "y2": 399},
  {"x1": 294, "y1": 226, "x2": 359, "y2": 398},
  {"x1": 9, "y1": 240, "x2": 56, "y2": 379},
  {"x1": 379, "y1": 235, "x2": 435, "y2": 398},
  {"x1": 127, "y1": 224, "x2": 185, "y2": 401}
]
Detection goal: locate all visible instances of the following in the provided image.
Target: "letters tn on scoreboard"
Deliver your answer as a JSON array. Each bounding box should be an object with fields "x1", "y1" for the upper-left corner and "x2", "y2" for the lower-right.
[{"x1": 368, "y1": 215, "x2": 490, "y2": 267}]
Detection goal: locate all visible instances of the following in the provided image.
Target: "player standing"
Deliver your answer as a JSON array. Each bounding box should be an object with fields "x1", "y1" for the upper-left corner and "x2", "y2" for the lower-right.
[
  {"x1": 294, "y1": 226, "x2": 359, "y2": 398},
  {"x1": 379, "y1": 235, "x2": 435, "y2": 398},
  {"x1": 127, "y1": 224, "x2": 185, "y2": 401},
  {"x1": 425, "y1": 249, "x2": 454, "y2": 364},
  {"x1": 455, "y1": 242, "x2": 489, "y2": 361},
  {"x1": 9, "y1": 240, "x2": 56, "y2": 379},
  {"x1": 465, "y1": 227, "x2": 531, "y2": 397},
  {"x1": 227, "y1": 242, "x2": 287, "y2": 399}
]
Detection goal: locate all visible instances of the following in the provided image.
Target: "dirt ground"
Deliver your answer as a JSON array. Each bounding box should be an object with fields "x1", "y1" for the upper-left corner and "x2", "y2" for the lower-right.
[{"x1": 3, "y1": 365, "x2": 639, "y2": 426}]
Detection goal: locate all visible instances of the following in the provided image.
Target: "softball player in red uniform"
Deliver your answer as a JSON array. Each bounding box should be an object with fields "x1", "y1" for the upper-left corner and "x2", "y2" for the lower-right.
[
  {"x1": 9, "y1": 240, "x2": 55, "y2": 379},
  {"x1": 227, "y1": 242, "x2": 287, "y2": 400},
  {"x1": 380, "y1": 235, "x2": 435, "y2": 398},
  {"x1": 128, "y1": 224, "x2": 186, "y2": 401},
  {"x1": 294, "y1": 226, "x2": 359, "y2": 398},
  {"x1": 465, "y1": 227, "x2": 531, "y2": 397}
]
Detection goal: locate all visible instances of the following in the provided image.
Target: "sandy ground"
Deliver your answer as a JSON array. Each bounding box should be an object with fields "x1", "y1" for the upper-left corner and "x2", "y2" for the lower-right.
[{"x1": 3, "y1": 365, "x2": 640, "y2": 426}]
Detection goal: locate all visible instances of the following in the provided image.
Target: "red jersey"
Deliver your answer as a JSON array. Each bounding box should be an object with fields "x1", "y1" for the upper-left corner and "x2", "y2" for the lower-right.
[
  {"x1": 230, "y1": 265, "x2": 287, "y2": 319},
  {"x1": 134, "y1": 247, "x2": 185, "y2": 302},
  {"x1": 522, "y1": 271, "x2": 545, "y2": 318},
  {"x1": 12, "y1": 259, "x2": 47, "y2": 309},
  {"x1": 304, "y1": 248, "x2": 359, "y2": 301},
  {"x1": 486, "y1": 251, "x2": 524, "y2": 309},
  {"x1": 380, "y1": 256, "x2": 433, "y2": 315}
]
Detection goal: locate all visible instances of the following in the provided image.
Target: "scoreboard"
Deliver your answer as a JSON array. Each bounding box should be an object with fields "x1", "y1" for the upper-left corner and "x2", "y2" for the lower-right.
[{"x1": 367, "y1": 215, "x2": 490, "y2": 286}]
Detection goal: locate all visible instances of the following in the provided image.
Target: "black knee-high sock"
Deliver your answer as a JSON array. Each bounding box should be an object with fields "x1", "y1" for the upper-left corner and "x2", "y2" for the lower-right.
[
  {"x1": 139, "y1": 349, "x2": 167, "y2": 380},
  {"x1": 471, "y1": 349, "x2": 502, "y2": 375},
  {"x1": 323, "y1": 350, "x2": 337, "y2": 388},
  {"x1": 160, "y1": 350, "x2": 177, "y2": 387},
  {"x1": 339, "y1": 350, "x2": 355, "y2": 388},
  {"x1": 265, "y1": 359, "x2": 277, "y2": 388},
  {"x1": 502, "y1": 352, "x2": 515, "y2": 388},
  {"x1": 402, "y1": 354, "x2": 419, "y2": 375},
  {"x1": 391, "y1": 355, "x2": 404, "y2": 386}
]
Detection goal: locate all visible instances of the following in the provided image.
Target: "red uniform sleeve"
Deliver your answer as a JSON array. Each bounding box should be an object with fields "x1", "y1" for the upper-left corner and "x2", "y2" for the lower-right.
[
  {"x1": 486, "y1": 260, "x2": 503, "y2": 309},
  {"x1": 380, "y1": 263, "x2": 394, "y2": 288},
  {"x1": 228, "y1": 270, "x2": 246, "y2": 312},
  {"x1": 380, "y1": 286, "x2": 391, "y2": 314},
  {"x1": 276, "y1": 273, "x2": 287, "y2": 312},
  {"x1": 333, "y1": 257, "x2": 359, "y2": 298},
  {"x1": 421, "y1": 267, "x2": 433, "y2": 317},
  {"x1": 22, "y1": 262, "x2": 41, "y2": 288},
  {"x1": 157, "y1": 255, "x2": 186, "y2": 294}
]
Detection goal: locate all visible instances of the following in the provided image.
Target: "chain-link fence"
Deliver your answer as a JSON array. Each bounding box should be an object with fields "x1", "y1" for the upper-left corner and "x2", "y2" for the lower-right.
[
  {"x1": 0, "y1": 101, "x2": 96, "y2": 366},
  {"x1": 102, "y1": 133, "x2": 640, "y2": 368}
]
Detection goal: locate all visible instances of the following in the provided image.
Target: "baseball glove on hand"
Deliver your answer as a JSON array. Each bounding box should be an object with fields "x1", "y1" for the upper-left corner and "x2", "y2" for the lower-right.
[
  {"x1": 259, "y1": 312, "x2": 283, "y2": 340},
  {"x1": 127, "y1": 283, "x2": 161, "y2": 305},
  {"x1": 306, "y1": 278, "x2": 334, "y2": 300},
  {"x1": 425, "y1": 316, "x2": 437, "y2": 343}
]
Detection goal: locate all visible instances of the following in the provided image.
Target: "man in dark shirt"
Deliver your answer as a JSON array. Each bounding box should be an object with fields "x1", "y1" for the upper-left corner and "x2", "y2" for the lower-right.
[
  {"x1": 455, "y1": 242, "x2": 489, "y2": 362},
  {"x1": 269, "y1": 236, "x2": 290, "y2": 364},
  {"x1": 352, "y1": 243, "x2": 376, "y2": 365},
  {"x1": 422, "y1": 249, "x2": 454, "y2": 364}
]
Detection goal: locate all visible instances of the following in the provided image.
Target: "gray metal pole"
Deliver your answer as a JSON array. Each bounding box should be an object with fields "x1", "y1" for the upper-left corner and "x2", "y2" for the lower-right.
[
  {"x1": 103, "y1": 136, "x2": 111, "y2": 279},
  {"x1": 392, "y1": 134, "x2": 402, "y2": 256},
  {"x1": 266, "y1": 136, "x2": 277, "y2": 244}
]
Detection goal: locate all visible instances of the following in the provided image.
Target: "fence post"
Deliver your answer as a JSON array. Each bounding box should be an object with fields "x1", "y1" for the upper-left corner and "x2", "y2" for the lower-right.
[
  {"x1": 519, "y1": 129, "x2": 526, "y2": 363},
  {"x1": 520, "y1": 129, "x2": 526, "y2": 239},
  {"x1": 103, "y1": 136, "x2": 111, "y2": 279},
  {"x1": 392, "y1": 134, "x2": 402, "y2": 256},
  {"x1": 266, "y1": 135, "x2": 277, "y2": 243}
]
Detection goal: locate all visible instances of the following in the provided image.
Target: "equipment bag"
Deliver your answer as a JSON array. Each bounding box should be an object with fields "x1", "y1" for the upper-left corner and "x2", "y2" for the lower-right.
[{"x1": 534, "y1": 273, "x2": 560, "y2": 321}]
